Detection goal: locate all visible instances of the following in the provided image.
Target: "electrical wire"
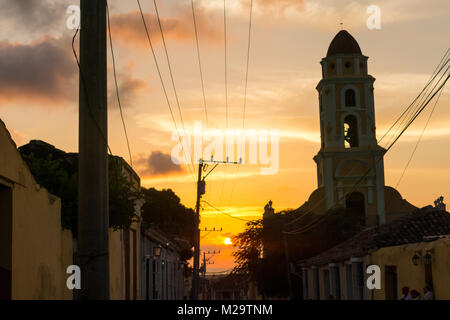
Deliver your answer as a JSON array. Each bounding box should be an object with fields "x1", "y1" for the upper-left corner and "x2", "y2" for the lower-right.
[
  {"x1": 227, "y1": 0, "x2": 253, "y2": 208},
  {"x1": 395, "y1": 89, "x2": 444, "y2": 188},
  {"x1": 190, "y1": 0, "x2": 209, "y2": 129},
  {"x1": 136, "y1": 0, "x2": 195, "y2": 180},
  {"x1": 378, "y1": 49, "x2": 449, "y2": 145},
  {"x1": 153, "y1": 0, "x2": 192, "y2": 169},
  {"x1": 202, "y1": 200, "x2": 254, "y2": 222},
  {"x1": 106, "y1": 3, "x2": 133, "y2": 166},
  {"x1": 218, "y1": 0, "x2": 228, "y2": 207}
]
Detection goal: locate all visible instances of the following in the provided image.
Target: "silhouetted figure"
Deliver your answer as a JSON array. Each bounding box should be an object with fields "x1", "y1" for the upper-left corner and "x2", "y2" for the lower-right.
[
  {"x1": 410, "y1": 290, "x2": 421, "y2": 300},
  {"x1": 400, "y1": 287, "x2": 412, "y2": 300},
  {"x1": 424, "y1": 283, "x2": 434, "y2": 300}
]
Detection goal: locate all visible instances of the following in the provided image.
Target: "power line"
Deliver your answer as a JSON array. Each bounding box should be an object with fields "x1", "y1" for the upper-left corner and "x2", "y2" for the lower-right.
[
  {"x1": 242, "y1": 0, "x2": 253, "y2": 132},
  {"x1": 218, "y1": 0, "x2": 229, "y2": 207},
  {"x1": 227, "y1": 0, "x2": 253, "y2": 208},
  {"x1": 190, "y1": 0, "x2": 209, "y2": 129},
  {"x1": 395, "y1": 89, "x2": 444, "y2": 188},
  {"x1": 378, "y1": 49, "x2": 449, "y2": 146},
  {"x1": 224, "y1": 0, "x2": 228, "y2": 130},
  {"x1": 202, "y1": 200, "x2": 254, "y2": 222},
  {"x1": 153, "y1": 0, "x2": 191, "y2": 167},
  {"x1": 106, "y1": 3, "x2": 133, "y2": 166},
  {"x1": 382, "y1": 57, "x2": 449, "y2": 150},
  {"x1": 385, "y1": 70, "x2": 449, "y2": 153},
  {"x1": 136, "y1": 0, "x2": 195, "y2": 179}
]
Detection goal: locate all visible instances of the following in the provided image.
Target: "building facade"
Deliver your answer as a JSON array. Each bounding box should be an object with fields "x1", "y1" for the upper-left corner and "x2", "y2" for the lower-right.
[
  {"x1": 0, "y1": 120, "x2": 73, "y2": 300},
  {"x1": 140, "y1": 227, "x2": 185, "y2": 300},
  {"x1": 300, "y1": 207, "x2": 450, "y2": 300},
  {"x1": 18, "y1": 140, "x2": 143, "y2": 300}
]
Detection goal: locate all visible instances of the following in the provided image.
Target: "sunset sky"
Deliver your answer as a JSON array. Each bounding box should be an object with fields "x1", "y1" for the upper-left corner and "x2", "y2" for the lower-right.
[{"x1": 1, "y1": 0, "x2": 449, "y2": 272}]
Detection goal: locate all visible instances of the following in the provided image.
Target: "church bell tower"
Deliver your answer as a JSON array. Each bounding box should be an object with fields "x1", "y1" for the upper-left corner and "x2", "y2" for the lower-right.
[{"x1": 314, "y1": 30, "x2": 386, "y2": 226}]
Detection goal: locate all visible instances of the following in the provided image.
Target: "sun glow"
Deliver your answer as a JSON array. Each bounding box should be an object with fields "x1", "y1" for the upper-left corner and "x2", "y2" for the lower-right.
[{"x1": 224, "y1": 237, "x2": 232, "y2": 245}]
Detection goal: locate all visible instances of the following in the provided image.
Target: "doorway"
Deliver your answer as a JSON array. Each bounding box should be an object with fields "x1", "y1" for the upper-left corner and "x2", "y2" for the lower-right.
[
  {"x1": 345, "y1": 192, "x2": 366, "y2": 226},
  {"x1": 0, "y1": 184, "x2": 12, "y2": 300},
  {"x1": 385, "y1": 266, "x2": 398, "y2": 300}
]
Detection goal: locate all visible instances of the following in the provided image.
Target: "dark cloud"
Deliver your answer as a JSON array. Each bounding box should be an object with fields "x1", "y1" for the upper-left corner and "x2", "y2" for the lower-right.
[
  {"x1": 137, "y1": 151, "x2": 184, "y2": 176},
  {"x1": 0, "y1": 36, "x2": 77, "y2": 106},
  {"x1": 108, "y1": 72, "x2": 147, "y2": 109},
  {"x1": 0, "y1": 35, "x2": 146, "y2": 108},
  {"x1": 0, "y1": 0, "x2": 69, "y2": 36}
]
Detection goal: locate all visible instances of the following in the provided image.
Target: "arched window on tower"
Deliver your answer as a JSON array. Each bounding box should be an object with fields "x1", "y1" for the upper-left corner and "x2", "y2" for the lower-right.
[
  {"x1": 345, "y1": 89, "x2": 356, "y2": 107},
  {"x1": 344, "y1": 115, "x2": 359, "y2": 148}
]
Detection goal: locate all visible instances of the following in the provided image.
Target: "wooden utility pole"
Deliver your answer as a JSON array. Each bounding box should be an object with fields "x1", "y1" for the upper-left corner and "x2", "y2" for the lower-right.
[
  {"x1": 191, "y1": 157, "x2": 240, "y2": 300},
  {"x1": 191, "y1": 161, "x2": 204, "y2": 300},
  {"x1": 201, "y1": 250, "x2": 218, "y2": 300},
  {"x1": 202, "y1": 251, "x2": 206, "y2": 299},
  {"x1": 78, "y1": 0, "x2": 110, "y2": 299}
]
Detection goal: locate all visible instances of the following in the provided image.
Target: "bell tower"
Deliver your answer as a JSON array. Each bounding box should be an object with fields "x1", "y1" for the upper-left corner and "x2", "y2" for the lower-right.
[{"x1": 314, "y1": 30, "x2": 386, "y2": 226}]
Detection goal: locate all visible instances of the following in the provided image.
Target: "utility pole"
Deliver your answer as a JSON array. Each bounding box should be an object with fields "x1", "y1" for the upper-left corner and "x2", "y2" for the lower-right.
[
  {"x1": 78, "y1": 0, "x2": 110, "y2": 299},
  {"x1": 201, "y1": 227, "x2": 223, "y2": 239},
  {"x1": 202, "y1": 250, "x2": 219, "y2": 300},
  {"x1": 191, "y1": 161, "x2": 204, "y2": 300},
  {"x1": 203, "y1": 251, "x2": 207, "y2": 300},
  {"x1": 191, "y1": 156, "x2": 241, "y2": 300}
]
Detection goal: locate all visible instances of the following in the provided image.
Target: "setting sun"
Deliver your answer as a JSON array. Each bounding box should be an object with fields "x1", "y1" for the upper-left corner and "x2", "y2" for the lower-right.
[{"x1": 224, "y1": 237, "x2": 232, "y2": 245}]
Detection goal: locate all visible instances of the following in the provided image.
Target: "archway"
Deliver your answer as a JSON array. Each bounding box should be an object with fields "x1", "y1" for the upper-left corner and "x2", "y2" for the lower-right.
[
  {"x1": 345, "y1": 192, "x2": 365, "y2": 226},
  {"x1": 344, "y1": 115, "x2": 359, "y2": 148}
]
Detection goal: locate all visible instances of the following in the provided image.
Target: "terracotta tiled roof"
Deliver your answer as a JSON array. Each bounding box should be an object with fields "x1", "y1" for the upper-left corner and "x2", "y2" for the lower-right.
[{"x1": 299, "y1": 208, "x2": 450, "y2": 266}]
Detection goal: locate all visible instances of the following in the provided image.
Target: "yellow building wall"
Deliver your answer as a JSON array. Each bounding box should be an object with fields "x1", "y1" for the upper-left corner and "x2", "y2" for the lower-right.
[
  {"x1": 108, "y1": 224, "x2": 141, "y2": 300},
  {"x1": 370, "y1": 238, "x2": 450, "y2": 300},
  {"x1": 0, "y1": 120, "x2": 73, "y2": 300},
  {"x1": 109, "y1": 229, "x2": 124, "y2": 300}
]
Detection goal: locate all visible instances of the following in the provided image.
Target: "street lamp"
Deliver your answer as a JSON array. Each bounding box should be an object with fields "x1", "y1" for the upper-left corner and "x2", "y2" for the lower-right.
[{"x1": 153, "y1": 244, "x2": 162, "y2": 257}]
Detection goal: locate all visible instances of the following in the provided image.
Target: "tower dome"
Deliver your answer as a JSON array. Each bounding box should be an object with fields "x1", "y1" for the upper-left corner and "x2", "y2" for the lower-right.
[{"x1": 326, "y1": 30, "x2": 362, "y2": 57}]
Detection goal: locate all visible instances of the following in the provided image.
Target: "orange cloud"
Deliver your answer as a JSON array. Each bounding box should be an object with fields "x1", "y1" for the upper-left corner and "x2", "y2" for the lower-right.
[
  {"x1": 240, "y1": 0, "x2": 305, "y2": 12},
  {"x1": 109, "y1": 9, "x2": 222, "y2": 48}
]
